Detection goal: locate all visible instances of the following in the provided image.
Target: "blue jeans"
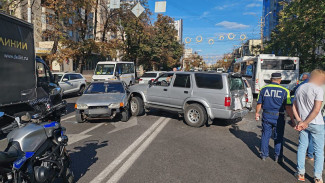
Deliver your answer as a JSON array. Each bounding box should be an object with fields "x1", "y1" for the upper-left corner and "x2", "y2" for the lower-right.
[
  {"x1": 261, "y1": 117, "x2": 285, "y2": 158},
  {"x1": 307, "y1": 134, "x2": 314, "y2": 159},
  {"x1": 297, "y1": 124, "x2": 325, "y2": 179}
]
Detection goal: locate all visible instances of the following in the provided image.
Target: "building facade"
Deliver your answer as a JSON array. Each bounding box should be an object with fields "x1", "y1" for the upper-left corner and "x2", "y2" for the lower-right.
[
  {"x1": 174, "y1": 19, "x2": 183, "y2": 43},
  {"x1": 262, "y1": 0, "x2": 291, "y2": 41}
]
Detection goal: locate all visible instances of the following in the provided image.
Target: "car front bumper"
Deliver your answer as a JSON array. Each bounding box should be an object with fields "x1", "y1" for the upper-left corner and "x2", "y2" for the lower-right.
[{"x1": 82, "y1": 108, "x2": 120, "y2": 117}]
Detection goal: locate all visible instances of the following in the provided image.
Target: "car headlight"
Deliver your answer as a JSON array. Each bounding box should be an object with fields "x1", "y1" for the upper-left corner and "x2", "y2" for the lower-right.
[
  {"x1": 76, "y1": 103, "x2": 88, "y2": 109},
  {"x1": 109, "y1": 103, "x2": 123, "y2": 109}
]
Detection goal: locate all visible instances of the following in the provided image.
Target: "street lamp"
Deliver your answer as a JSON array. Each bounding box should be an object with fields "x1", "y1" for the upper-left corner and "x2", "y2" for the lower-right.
[{"x1": 260, "y1": 11, "x2": 272, "y2": 51}]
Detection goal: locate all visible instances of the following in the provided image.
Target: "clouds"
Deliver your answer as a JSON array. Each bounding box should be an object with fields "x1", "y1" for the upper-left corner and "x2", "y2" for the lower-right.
[
  {"x1": 199, "y1": 11, "x2": 210, "y2": 19},
  {"x1": 214, "y1": 4, "x2": 236, "y2": 10},
  {"x1": 215, "y1": 21, "x2": 249, "y2": 29},
  {"x1": 246, "y1": 3, "x2": 261, "y2": 8},
  {"x1": 243, "y1": 12, "x2": 258, "y2": 16}
]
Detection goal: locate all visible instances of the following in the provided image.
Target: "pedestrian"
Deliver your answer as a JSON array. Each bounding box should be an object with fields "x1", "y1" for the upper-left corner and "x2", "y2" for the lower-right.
[
  {"x1": 291, "y1": 73, "x2": 314, "y2": 161},
  {"x1": 255, "y1": 73, "x2": 295, "y2": 162},
  {"x1": 293, "y1": 69, "x2": 325, "y2": 183},
  {"x1": 173, "y1": 68, "x2": 177, "y2": 72}
]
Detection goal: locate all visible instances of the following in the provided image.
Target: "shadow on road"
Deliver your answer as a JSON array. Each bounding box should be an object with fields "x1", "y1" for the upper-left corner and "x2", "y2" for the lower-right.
[
  {"x1": 229, "y1": 124, "x2": 306, "y2": 181},
  {"x1": 69, "y1": 140, "x2": 108, "y2": 182}
]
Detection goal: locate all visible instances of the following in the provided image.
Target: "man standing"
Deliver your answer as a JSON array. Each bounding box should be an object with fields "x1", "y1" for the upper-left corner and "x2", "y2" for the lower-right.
[
  {"x1": 255, "y1": 73, "x2": 295, "y2": 162},
  {"x1": 293, "y1": 69, "x2": 325, "y2": 183}
]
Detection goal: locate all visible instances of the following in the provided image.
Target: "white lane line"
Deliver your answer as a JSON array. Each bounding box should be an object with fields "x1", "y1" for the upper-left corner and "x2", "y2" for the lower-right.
[
  {"x1": 107, "y1": 118, "x2": 170, "y2": 183},
  {"x1": 90, "y1": 117, "x2": 166, "y2": 183},
  {"x1": 68, "y1": 123, "x2": 104, "y2": 145},
  {"x1": 80, "y1": 123, "x2": 104, "y2": 135},
  {"x1": 61, "y1": 115, "x2": 75, "y2": 121}
]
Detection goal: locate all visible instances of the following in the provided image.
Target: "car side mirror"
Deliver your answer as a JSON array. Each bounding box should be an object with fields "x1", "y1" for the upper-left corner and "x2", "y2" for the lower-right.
[
  {"x1": 115, "y1": 72, "x2": 120, "y2": 77},
  {"x1": 62, "y1": 78, "x2": 68, "y2": 82},
  {"x1": 0, "y1": 112, "x2": 4, "y2": 117}
]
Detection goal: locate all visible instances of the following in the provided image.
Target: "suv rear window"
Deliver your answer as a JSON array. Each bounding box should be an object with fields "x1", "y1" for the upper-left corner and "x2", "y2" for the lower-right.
[
  {"x1": 195, "y1": 73, "x2": 223, "y2": 89},
  {"x1": 229, "y1": 77, "x2": 245, "y2": 91}
]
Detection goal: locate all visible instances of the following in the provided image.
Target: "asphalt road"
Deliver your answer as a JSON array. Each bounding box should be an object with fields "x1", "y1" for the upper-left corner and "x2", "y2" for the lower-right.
[{"x1": 57, "y1": 95, "x2": 318, "y2": 183}]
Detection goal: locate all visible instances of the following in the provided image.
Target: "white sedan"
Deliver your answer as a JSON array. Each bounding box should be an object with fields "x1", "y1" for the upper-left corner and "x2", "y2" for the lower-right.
[{"x1": 139, "y1": 71, "x2": 165, "y2": 84}]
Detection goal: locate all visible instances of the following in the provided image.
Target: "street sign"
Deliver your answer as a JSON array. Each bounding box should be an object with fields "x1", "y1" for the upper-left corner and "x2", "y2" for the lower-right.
[
  {"x1": 155, "y1": 1, "x2": 166, "y2": 13},
  {"x1": 132, "y1": 3, "x2": 145, "y2": 18},
  {"x1": 110, "y1": 0, "x2": 120, "y2": 9}
]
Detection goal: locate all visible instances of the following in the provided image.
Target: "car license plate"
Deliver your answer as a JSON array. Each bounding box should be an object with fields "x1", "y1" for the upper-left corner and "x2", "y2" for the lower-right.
[{"x1": 234, "y1": 97, "x2": 242, "y2": 110}]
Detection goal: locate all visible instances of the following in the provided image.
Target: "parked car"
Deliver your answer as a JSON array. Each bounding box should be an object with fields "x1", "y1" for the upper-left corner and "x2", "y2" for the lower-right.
[
  {"x1": 129, "y1": 72, "x2": 249, "y2": 127},
  {"x1": 53, "y1": 72, "x2": 87, "y2": 96},
  {"x1": 216, "y1": 68, "x2": 225, "y2": 73},
  {"x1": 139, "y1": 71, "x2": 165, "y2": 84},
  {"x1": 242, "y1": 77, "x2": 253, "y2": 111},
  {"x1": 75, "y1": 81, "x2": 130, "y2": 123}
]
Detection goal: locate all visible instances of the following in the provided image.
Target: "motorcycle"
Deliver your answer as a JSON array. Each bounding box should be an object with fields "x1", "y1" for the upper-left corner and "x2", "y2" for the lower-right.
[{"x1": 0, "y1": 112, "x2": 74, "y2": 183}]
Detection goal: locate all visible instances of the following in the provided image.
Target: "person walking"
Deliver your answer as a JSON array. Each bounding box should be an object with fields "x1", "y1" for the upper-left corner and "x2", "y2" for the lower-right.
[
  {"x1": 293, "y1": 69, "x2": 325, "y2": 183},
  {"x1": 255, "y1": 73, "x2": 295, "y2": 162}
]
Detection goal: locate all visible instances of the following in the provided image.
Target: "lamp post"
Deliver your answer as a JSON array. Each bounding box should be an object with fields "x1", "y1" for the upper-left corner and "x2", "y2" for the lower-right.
[{"x1": 260, "y1": 11, "x2": 272, "y2": 51}]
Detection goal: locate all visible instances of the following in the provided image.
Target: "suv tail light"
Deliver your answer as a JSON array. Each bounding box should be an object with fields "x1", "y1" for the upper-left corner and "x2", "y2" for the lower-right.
[
  {"x1": 224, "y1": 97, "x2": 231, "y2": 107},
  {"x1": 245, "y1": 94, "x2": 249, "y2": 102},
  {"x1": 139, "y1": 79, "x2": 143, "y2": 81}
]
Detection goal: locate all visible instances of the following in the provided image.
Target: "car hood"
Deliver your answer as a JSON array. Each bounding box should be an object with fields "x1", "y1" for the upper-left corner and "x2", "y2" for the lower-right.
[{"x1": 77, "y1": 93, "x2": 126, "y2": 106}]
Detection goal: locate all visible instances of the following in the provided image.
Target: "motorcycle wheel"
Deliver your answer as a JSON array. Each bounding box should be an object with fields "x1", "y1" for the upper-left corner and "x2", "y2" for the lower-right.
[{"x1": 62, "y1": 167, "x2": 74, "y2": 183}]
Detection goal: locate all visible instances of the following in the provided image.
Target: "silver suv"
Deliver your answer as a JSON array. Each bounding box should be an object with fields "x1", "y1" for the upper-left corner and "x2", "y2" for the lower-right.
[{"x1": 129, "y1": 72, "x2": 249, "y2": 127}]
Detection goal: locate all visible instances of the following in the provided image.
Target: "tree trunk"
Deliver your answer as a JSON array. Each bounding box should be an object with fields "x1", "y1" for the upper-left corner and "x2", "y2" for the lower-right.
[{"x1": 76, "y1": 57, "x2": 84, "y2": 74}]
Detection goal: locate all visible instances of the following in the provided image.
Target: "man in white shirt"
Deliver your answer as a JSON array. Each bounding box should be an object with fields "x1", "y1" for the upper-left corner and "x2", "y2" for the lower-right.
[{"x1": 293, "y1": 69, "x2": 325, "y2": 183}]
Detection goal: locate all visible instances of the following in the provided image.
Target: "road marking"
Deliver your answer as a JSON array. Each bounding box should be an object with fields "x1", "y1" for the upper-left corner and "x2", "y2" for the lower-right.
[
  {"x1": 61, "y1": 115, "x2": 75, "y2": 121},
  {"x1": 68, "y1": 123, "x2": 104, "y2": 145},
  {"x1": 90, "y1": 117, "x2": 166, "y2": 183},
  {"x1": 80, "y1": 123, "x2": 104, "y2": 135},
  {"x1": 107, "y1": 118, "x2": 170, "y2": 183},
  {"x1": 108, "y1": 117, "x2": 138, "y2": 134}
]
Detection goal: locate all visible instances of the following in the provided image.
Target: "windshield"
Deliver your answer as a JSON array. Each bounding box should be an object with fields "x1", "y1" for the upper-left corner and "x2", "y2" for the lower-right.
[
  {"x1": 95, "y1": 64, "x2": 115, "y2": 75},
  {"x1": 229, "y1": 77, "x2": 245, "y2": 91},
  {"x1": 85, "y1": 83, "x2": 125, "y2": 94},
  {"x1": 261, "y1": 60, "x2": 296, "y2": 70},
  {"x1": 141, "y1": 73, "x2": 157, "y2": 78}
]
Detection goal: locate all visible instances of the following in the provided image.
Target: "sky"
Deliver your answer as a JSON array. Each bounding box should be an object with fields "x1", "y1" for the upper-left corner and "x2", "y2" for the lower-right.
[{"x1": 147, "y1": 0, "x2": 263, "y2": 65}]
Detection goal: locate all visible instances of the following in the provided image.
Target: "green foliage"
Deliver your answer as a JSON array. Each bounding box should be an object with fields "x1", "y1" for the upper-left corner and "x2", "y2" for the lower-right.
[{"x1": 265, "y1": 0, "x2": 325, "y2": 73}]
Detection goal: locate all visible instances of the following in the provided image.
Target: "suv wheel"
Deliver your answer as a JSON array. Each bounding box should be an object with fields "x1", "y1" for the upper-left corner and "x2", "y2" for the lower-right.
[
  {"x1": 130, "y1": 97, "x2": 144, "y2": 116},
  {"x1": 78, "y1": 85, "x2": 85, "y2": 95},
  {"x1": 184, "y1": 104, "x2": 207, "y2": 128}
]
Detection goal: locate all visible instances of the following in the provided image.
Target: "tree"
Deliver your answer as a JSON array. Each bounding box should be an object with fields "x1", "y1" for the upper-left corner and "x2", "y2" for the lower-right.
[
  {"x1": 265, "y1": 0, "x2": 325, "y2": 72},
  {"x1": 183, "y1": 53, "x2": 203, "y2": 71},
  {"x1": 152, "y1": 14, "x2": 183, "y2": 70}
]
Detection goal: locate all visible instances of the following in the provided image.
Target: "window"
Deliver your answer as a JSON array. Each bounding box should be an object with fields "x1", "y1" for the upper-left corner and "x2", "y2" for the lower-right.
[
  {"x1": 70, "y1": 74, "x2": 80, "y2": 80},
  {"x1": 261, "y1": 59, "x2": 296, "y2": 70},
  {"x1": 84, "y1": 83, "x2": 124, "y2": 94},
  {"x1": 37, "y1": 62, "x2": 50, "y2": 83},
  {"x1": 173, "y1": 74, "x2": 191, "y2": 88},
  {"x1": 95, "y1": 64, "x2": 115, "y2": 75},
  {"x1": 154, "y1": 73, "x2": 174, "y2": 87},
  {"x1": 195, "y1": 73, "x2": 223, "y2": 89},
  {"x1": 229, "y1": 77, "x2": 244, "y2": 91},
  {"x1": 63, "y1": 74, "x2": 70, "y2": 80},
  {"x1": 141, "y1": 73, "x2": 157, "y2": 78}
]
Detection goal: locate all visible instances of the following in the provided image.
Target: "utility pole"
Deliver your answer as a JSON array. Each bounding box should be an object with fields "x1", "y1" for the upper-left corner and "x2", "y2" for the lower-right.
[
  {"x1": 27, "y1": 0, "x2": 32, "y2": 23},
  {"x1": 260, "y1": 16, "x2": 264, "y2": 51},
  {"x1": 260, "y1": 11, "x2": 272, "y2": 52}
]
